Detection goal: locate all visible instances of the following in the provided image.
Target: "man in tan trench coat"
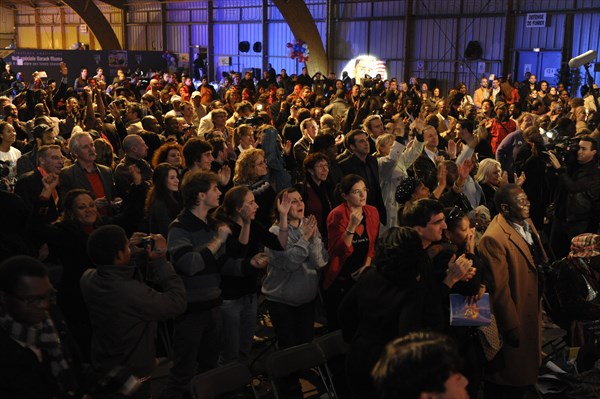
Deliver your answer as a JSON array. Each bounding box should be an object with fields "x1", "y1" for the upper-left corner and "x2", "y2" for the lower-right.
[{"x1": 478, "y1": 183, "x2": 548, "y2": 399}]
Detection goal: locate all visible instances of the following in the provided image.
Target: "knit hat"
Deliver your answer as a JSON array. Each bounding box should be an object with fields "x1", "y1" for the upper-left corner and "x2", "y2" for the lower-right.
[
  {"x1": 569, "y1": 234, "x2": 600, "y2": 258},
  {"x1": 395, "y1": 176, "x2": 421, "y2": 204}
]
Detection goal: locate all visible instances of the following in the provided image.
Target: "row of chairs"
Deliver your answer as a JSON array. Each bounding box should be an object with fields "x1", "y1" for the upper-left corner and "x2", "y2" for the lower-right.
[{"x1": 190, "y1": 330, "x2": 348, "y2": 399}]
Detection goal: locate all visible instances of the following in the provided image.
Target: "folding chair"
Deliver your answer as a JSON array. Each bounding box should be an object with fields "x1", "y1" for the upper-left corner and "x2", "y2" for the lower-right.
[
  {"x1": 266, "y1": 342, "x2": 334, "y2": 399},
  {"x1": 190, "y1": 361, "x2": 257, "y2": 399},
  {"x1": 314, "y1": 330, "x2": 348, "y2": 399}
]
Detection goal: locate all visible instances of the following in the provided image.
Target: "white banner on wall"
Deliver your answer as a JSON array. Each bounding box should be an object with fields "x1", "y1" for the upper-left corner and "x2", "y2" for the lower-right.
[{"x1": 525, "y1": 13, "x2": 547, "y2": 28}]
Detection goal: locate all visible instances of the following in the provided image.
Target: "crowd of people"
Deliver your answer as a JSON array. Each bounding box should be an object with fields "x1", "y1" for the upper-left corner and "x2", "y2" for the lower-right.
[{"x1": 0, "y1": 57, "x2": 599, "y2": 399}]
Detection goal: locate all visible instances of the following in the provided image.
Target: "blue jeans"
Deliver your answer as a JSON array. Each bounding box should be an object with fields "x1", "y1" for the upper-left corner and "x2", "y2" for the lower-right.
[{"x1": 219, "y1": 293, "x2": 258, "y2": 365}]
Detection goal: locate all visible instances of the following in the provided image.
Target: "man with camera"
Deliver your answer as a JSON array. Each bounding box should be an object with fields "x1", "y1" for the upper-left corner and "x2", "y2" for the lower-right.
[
  {"x1": 548, "y1": 135, "x2": 600, "y2": 259},
  {"x1": 80, "y1": 225, "x2": 186, "y2": 398}
]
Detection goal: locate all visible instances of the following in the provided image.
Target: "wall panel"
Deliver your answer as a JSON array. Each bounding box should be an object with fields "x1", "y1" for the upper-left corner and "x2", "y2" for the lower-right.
[
  {"x1": 518, "y1": 0, "x2": 575, "y2": 11},
  {"x1": 213, "y1": 23, "x2": 239, "y2": 55},
  {"x1": 165, "y1": 24, "x2": 189, "y2": 54},
  {"x1": 333, "y1": 21, "x2": 369, "y2": 59},
  {"x1": 369, "y1": 20, "x2": 404, "y2": 59},
  {"x1": 16, "y1": 26, "x2": 36, "y2": 48},
  {"x1": 514, "y1": 13, "x2": 565, "y2": 50}
]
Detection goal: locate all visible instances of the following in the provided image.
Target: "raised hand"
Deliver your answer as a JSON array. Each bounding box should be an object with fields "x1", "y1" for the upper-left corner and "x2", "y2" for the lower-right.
[
  {"x1": 277, "y1": 190, "x2": 291, "y2": 216},
  {"x1": 283, "y1": 140, "x2": 292, "y2": 155},
  {"x1": 41, "y1": 172, "x2": 59, "y2": 192},
  {"x1": 458, "y1": 159, "x2": 474, "y2": 180},
  {"x1": 218, "y1": 164, "x2": 231, "y2": 186},
  {"x1": 446, "y1": 254, "x2": 474, "y2": 285},
  {"x1": 348, "y1": 208, "x2": 363, "y2": 231},
  {"x1": 216, "y1": 223, "x2": 232, "y2": 242},
  {"x1": 514, "y1": 171, "x2": 526, "y2": 186},
  {"x1": 445, "y1": 139, "x2": 457, "y2": 159},
  {"x1": 301, "y1": 214, "x2": 317, "y2": 241},
  {"x1": 499, "y1": 170, "x2": 509, "y2": 186},
  {"x1": 59, "y1": 62, "x2": 68, "y2": 77},
  {"x1": 437, "y1": 163, "x2": 448, "y2": 186}
]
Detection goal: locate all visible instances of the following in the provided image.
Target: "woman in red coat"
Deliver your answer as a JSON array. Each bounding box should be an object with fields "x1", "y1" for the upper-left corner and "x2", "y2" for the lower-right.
[{"x1": 323, "y1": 174, "x2": 379, "y2": 329}]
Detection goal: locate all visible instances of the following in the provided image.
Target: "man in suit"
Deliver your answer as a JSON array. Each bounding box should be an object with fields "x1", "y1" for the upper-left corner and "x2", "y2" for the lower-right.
[
  {"x1": 15, "y1": 144, "x2": 63, "y2": 227},
  {"x1": 338, "y1": 129, "x2": 386, "y2": 225},
  {"x1": 59, "y1": 131, "x2": 116, "y2": 215},
  {"x1": 478, "y1": 184, "x2": 547, "y2": 399},
  {"x1": 435, "y1": 100, "x2": 457, "y2": 140}
]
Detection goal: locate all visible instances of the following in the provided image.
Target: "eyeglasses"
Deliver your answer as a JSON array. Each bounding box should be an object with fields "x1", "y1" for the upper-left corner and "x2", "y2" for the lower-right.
[
  {"x1": 350, "y1": 187, "x2": 369, "y2": 195},
  {"x1": 9, "y1": 288, "x2": 57, "y2": 307}
]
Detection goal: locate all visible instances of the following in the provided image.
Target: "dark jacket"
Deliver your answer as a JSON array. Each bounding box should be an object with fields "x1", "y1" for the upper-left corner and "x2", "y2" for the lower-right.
[
  {"x1": 14, "y1": 168, "x2": 60, "y2": 228},
  {"x1": 339, "y1": 267, "x2": 445, "y2": 399},
  {"x1": 554, "y1": 160, "x2": 600, "y2": 224},
  {"x1": 80, "y1": 258, "x2": 186, "y2": 377},
  {"x1": 58, "y1": 162, "x2": 115, "y2": 209}
]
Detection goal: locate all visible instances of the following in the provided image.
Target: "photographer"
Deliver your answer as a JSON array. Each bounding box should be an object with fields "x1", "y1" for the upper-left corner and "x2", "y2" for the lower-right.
[
  {"x1": 548, "y1": 135, "x2": 600, "y2": 259},
  {"x1": 80, "y1": 225, "x2": 186, "y2": 398}
]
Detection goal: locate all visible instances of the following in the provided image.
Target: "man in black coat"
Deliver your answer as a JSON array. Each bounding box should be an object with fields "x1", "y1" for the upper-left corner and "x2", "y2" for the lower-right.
[{"x1": 338, "y1": 129, "x2": 387, "y2": 225}]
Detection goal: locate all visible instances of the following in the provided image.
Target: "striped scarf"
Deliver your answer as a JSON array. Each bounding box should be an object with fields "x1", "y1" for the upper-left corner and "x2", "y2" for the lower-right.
[{"x1": 0, "y1": 310, "x2": 70, "y2": 377}]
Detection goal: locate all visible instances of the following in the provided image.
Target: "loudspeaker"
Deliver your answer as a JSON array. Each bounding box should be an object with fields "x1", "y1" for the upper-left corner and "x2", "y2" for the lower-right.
[
  {"x1": 253, "y1": 42, "x2": 262, "y2": 52},
  {"x1": 464, "y1": 41, "x2": 483, "y2": 60},
  {"x1": 238, "y1": 41, "x2": 250, "y2": 53}
]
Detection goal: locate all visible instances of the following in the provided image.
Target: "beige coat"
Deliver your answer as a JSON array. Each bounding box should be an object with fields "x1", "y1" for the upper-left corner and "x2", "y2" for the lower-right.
[{"x1": 478, "y1": 213, "x2": 548, "y2": 386}]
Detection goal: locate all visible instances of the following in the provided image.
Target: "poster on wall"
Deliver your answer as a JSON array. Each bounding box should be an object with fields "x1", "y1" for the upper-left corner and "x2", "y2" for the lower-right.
[
  {"x1": 341, "y1": 55, "x2": 387, "y2": 85},
  {"x1": 108, "y1": 51, "x2": 128, "y2": 69}
]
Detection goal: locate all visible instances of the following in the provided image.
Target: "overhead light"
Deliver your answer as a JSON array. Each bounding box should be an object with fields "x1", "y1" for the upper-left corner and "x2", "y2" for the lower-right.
[{"x1": 533, "y1": 48, "x2": 541, "y2": 52}]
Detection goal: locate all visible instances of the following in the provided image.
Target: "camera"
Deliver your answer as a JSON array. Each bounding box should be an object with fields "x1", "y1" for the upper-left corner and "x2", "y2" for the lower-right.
[
  {"x1": 543, "y1": 129, "x2": 579, "y2": 163},
  {"x1": 235, "y1": 115, "x2": 263, "y2": 127},
  {"x1": 137, "y1": 236, "x2": 154, "y2": 249}
]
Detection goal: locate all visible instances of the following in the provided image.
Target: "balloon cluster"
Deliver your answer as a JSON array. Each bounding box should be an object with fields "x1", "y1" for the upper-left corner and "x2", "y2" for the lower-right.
[{"x1": 286, "y1": 39, "x2": 310, "y2": 63}]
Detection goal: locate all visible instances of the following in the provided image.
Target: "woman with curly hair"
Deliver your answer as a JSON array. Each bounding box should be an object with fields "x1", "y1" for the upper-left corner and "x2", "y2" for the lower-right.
[
  {"x1": 152, "y1": 141, "x2": 184, "y2": 172},
  {"x1": 145, "y1": 163, "x2": 182, "y2": 237},
  {"x1": 233, "y1": 147, "x2": 277, "y2": 227}
]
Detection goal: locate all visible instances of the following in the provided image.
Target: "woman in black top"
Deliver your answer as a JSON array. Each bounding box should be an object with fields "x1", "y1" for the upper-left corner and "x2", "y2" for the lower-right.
[{"x1": 212, "y1": 185, "x2": 290, "y2": 364}]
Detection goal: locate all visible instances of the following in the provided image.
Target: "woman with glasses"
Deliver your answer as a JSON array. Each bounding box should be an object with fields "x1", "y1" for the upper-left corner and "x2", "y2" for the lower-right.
[
  {"x1": 298, "y1": 152, "x2": 335, "y2": 242},
  {"x1": 323, "y1": 174, "x2": 380, "y2": 329},
  {"x1": 428, "y1": 206, "x2": 487, "y2": 398}
]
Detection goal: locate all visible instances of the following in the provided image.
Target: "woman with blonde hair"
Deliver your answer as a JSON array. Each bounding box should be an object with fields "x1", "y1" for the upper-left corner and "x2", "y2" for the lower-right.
[
  {"x1": 234, "y1": 147, "x2": 277, "y2": 227},
  {"x1": 234, "y1": 124, "x2": 255, "y2": 156}
]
